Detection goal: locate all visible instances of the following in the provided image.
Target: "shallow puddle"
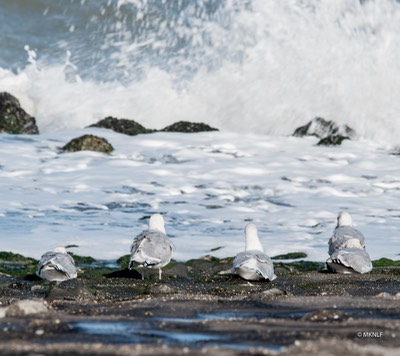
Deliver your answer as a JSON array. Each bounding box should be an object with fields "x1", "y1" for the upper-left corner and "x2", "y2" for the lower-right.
[
  {"x1": 71, "y1": 305, "x2": 398, "y2": 351},
  {"x1": 74, "y1": 320, "x2": 222, "y2": 344},
  {"x1": 73, "y1": 319, "x2": 282, "y2": 352}
]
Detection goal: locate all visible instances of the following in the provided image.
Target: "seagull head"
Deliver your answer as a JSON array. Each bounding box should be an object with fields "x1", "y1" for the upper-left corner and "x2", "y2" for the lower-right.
[
  {"x1": 337, "y1": 212, "x2": 353, "y2": 227},
  {"x1": 244, "y1": 223, "x2": 264, "y2": 252},
  {"x1": 54, "y1": 246, "x2": 68, "y2": 254},
  {"x1": 149, "y1": 213, "x2": 166, "y2": 234}
]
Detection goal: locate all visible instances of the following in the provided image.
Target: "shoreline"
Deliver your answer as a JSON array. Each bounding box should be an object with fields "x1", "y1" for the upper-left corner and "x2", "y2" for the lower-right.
[{"x1": 0, "y1": 253, "x2": 399, "y2": 355}]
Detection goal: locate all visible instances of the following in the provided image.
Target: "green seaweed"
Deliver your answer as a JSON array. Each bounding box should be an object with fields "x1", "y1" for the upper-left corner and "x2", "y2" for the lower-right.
[
  {"x1": 277, "y1": 260, "x2": 325, "y2": 273},
  {"x1": 185, "y1": 255, "x2": 221, "y2": 266},
  {"x1": 62, "y1": 134, "x2": 114, "y2": 153},
  {"x1": 69, "y1": 253, "x2": 97, "y2": 265},
  {"x1": 372, "y1": 258, "x2": 400, "y2": 267},
  {"x1": 0, "y1": 251, "x2": 38, "y2": 276},
  {"x1": 0, "y1": 251, "x2": 37, "y2": 263},
  {"x1": 272, "y1": 252, "x2": 308, "y2": 260},
  {"x1": 116, "y1": 254, "x2": 131, "y2": 268}
]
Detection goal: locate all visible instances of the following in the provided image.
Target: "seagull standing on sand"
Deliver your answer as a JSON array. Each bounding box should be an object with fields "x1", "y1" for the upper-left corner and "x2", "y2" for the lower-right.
[
  {"x1": 326, "y1": 212, "x2": 372, "y2": 274},
  {"x1": 129, "y1": 213, "x2": 174, "y2": 280},
  {"x1": 232, "y1": 223, "x2": 276, "y2": 281},
  {"x1": 37, "y1": 246, "x2": 77, "y2": 282}
]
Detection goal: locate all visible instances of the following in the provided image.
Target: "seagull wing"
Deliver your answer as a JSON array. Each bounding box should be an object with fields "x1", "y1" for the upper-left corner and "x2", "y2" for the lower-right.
[
  {"x1": 130, "y1": 230, "x2": 173, "y2": 269},
  {"x1": 329, "y1": 226, "x2": 366, "y2": 254},
  {"x1": 232, "y1": 250, "x2": 276, "y2": 281},
  {"x1": 327, "y1": 248, "x2": 372, "y2": 274},
  {"x1": 37, "y1": 251, "x2": 77, "y2": 278}
]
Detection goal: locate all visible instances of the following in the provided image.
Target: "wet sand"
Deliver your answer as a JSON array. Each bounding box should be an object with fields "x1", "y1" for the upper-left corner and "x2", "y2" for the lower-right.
[{"x1": 0, "y1": 257, "x2": 399, "y2": 355}]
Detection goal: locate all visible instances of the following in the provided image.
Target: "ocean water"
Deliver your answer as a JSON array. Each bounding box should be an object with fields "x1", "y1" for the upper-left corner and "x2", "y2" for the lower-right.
[
  {"x1": 1, "y1": 129, "x2": 399, "y2": 261},
  {"x1": 0, "y1": 0, "x2": 399, "y2": 262},
  {"x1": 1, "y1": 0, "x2": 400, "y2": 142}
]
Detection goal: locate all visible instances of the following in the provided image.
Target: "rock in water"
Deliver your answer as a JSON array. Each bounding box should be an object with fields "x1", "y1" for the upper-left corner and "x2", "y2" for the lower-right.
[
  {"x1": 89, "y1": 116, "x2": 152, "y2": 135},
  {"x1": 0, "y1": 92, "x2": 39, "y2": 134},
  {"x1": 161, "y1": 121, "x2": 219, "y2": 133},
  {"x1": 293, "y1": 117, "x2": 355, "y2": 139},
  {"x1": 62, "y1": 134, "x2": 114, "y2": 153},
  {"x1": 317, "y1": 134, "x2": 350, "y2": 146}
]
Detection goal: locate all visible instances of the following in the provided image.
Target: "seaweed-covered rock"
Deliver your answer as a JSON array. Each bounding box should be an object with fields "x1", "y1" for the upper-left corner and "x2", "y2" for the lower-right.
[
  {"x1": 116, "y1": 254, "x2": 131, "y2": 269},
  {"x1": 317, "y1": 134, "x2": 350, "y2": 146},
  {"x1": 62, "y1": 134, "x2": 114, "y2": 153},
  {"x1": 69, "y1": 252, "x2": 97, "y2": 265},
  {"x1": 272, "y1": 252, "x2": 308, "y2": 260},
  {"x1": 0, "y1": 92, "x2": 39, "y2": 134},
  {"x1": 161, "y1": 121, "x2": 218, "y2": 133},
  {"x1": 0, "y1": 251, "x2": 38, "y2": 276},
  {"x1": 89, "y1": 116, "x2": 152, "y2": 136},
  {"x1": 293, "y1": 117, "x2": 355, "y2": 140},
  {"x1": 372, "y1": 258, "x2": 400, "y2": 267}
]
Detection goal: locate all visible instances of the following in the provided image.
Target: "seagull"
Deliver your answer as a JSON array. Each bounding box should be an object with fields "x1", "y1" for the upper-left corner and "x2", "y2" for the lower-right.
[
  {"x1": 326, "y1": 212, "x2": 372, "y2": 274},
  {"x1": 37, "y1": 246, "x2": 77, "y2": 282},
  {"x1": 129, "y1": 213, "x2": 174, "y2": 280},
  {"x1": 232, "y1": 223, "x2": 276, "y2": 281},
  {"x1": 326, "y1": 248, "x2": 373, "y2": 274},
  {"x1": 328, "y1": 212, "x2": 366, "y2": 255}
]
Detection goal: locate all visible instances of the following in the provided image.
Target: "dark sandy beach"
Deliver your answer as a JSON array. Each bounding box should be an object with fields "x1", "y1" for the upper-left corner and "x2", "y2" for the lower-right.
[{"x1": 0, "y1": 255, "x2": 399, "y2": 355}]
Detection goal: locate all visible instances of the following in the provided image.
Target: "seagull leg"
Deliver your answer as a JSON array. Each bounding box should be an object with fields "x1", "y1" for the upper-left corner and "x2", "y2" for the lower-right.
[
  {"x1": 159, "y1": 268, "x2": 162, "y2": 281},
  {"x1": 141, "y1": 267, "x2": 145, "y2": 280}
]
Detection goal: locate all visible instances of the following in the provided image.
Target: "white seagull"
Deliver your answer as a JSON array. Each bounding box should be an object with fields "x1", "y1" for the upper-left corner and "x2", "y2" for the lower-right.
[
  {"x1": 232, "y1": 223, "x2": 276, "y2": 281},
  {"x1": 37, "y1": 246, "x2": 77, "y2": 282},
  {"x1": 328, "y1": 212, "x2": 366, "y2": 254},
  {"x1": 129, "y1": 213, "x2": 174, "y2": 280},
  {"x1": 326, "y1": 212, "x2": 372, "y2": 274},
  {"x1": 327, "y1": 248, "x2": 373, "y2": 274}
]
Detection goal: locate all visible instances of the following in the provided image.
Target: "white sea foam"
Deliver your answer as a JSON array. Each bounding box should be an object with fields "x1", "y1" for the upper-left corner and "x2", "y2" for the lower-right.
[
  {"x1": 1, "y1": 1, "x2": 400, "y2": 144},
  {"x1": 0, "y1": 129, "x2": 399, "y2": 262},
  {"x1": 1, "y1": 1, "x2": 400, "y2": 262}
]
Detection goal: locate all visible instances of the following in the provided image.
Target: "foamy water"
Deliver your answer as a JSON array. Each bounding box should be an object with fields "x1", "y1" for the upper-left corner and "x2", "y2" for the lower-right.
[
  {"x1": 0, "y1": 1, "x2": 399, "y2": 262},
  {"x1": 1, "y1": 0, "x2": 400, "y2": 143},
  {"x1": 0, "y1": 129, "x2": 399, "y2": 261}
]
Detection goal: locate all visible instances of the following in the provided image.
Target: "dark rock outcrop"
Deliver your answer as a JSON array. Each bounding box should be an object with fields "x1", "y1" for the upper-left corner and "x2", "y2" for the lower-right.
[
  {"x1": 161, "y1": 121, "x2": 219, "y2": 133},
  {"x1": 0, "y1": 92, "x2": 39, "y2": 134},
  {"x1": 89, "y1": 117, "x2": 219, "y2": 135},
  {"x1": 317, "y1": 135, "x2": 350, "y2": 146},
  {"x1": 89, "y1": 116, "x2": 152, "y2": 136},
  {"x1": 293, "y1": 117, "x2": 355, "y2": 140},
  {"x1": 62, "y1": 134, "x2": 114, "y2": 154}
]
